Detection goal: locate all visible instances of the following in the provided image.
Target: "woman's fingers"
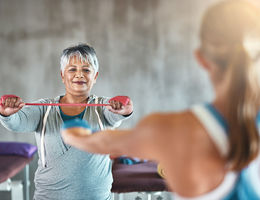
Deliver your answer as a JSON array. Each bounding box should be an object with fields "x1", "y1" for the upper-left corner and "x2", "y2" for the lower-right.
[
  {"x1": 110, "y1": 100, "x2": 123, "y2": 110},
  {"x1": 3, "y1": 97, "x2": 20, "y2": 108},
  {"x1": 0, "y1": 95, "x2": 24, "y2": 116}
]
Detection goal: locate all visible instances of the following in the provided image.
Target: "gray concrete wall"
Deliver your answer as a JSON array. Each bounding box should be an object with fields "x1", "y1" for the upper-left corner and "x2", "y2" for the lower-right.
[{"x1": 0, "y1": 0, "x2": 220, "y2": 199}]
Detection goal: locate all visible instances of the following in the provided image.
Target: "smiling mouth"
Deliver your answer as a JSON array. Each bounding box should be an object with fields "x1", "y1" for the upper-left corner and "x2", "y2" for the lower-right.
[{"x1": 73, "y1": 81, "x2": 86, "y2": 85}]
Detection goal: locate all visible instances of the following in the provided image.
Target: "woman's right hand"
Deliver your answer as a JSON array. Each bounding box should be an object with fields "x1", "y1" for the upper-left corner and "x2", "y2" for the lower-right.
[{"x1": 0, "y1": 95, "x2": 25, "y2": 117}]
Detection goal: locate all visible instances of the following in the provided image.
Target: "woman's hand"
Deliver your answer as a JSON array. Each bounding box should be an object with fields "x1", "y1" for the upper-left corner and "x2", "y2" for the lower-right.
[
  {"x1": 107, "y1": 97, "x2": 133, "y2": 116},
  {"x1": 0, "y1": 95, "x2": 25, "y2": 117}
]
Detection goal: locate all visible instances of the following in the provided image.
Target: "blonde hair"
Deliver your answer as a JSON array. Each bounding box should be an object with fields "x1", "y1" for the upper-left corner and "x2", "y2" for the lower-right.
[{"x1": 200, "y1": 0, "x2": 260, "y2": 170}]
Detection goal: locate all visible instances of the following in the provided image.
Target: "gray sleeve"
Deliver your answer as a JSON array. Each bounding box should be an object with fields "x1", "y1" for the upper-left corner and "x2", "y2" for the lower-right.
[{"x1": 0, "y1": 99, "x2": 47, "y2": 133}]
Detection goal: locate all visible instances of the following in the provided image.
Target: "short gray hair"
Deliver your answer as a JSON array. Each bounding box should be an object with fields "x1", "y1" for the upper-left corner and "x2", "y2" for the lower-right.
[{"x1": 60, "y1": 43, "x2": 99, "y2": 74}]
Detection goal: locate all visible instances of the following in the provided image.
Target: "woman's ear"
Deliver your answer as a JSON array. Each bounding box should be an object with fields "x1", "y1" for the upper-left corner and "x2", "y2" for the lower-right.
[
  {"x1": 194, "y1": 49, "x2": 211, "y2": 71},
  {"x1": 93, "y1": 72, "x2": 99, "y2": 84},
  {"x1": 60, "y1": 71, "x2": 65, "y2": 83}
]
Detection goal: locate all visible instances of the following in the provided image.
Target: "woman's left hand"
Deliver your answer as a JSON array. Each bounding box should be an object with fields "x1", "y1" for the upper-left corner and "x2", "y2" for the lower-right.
[{"x1": 107, "y1": 98, "x2": 133, "y2": 116}]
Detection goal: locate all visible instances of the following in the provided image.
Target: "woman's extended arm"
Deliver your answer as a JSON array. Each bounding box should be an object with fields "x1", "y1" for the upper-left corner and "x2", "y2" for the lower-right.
[
  {"x1": 61, "y1": 113, "x2": 164, "y2": 160},
  {"x1": 0, "y1": 95, "x2": 43, "y2": 133}
]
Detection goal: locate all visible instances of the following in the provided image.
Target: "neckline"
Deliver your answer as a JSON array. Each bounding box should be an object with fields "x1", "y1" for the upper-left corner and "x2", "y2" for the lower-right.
[{"x1": 59, "y1": 107, "x2": 86, "y2": 117}]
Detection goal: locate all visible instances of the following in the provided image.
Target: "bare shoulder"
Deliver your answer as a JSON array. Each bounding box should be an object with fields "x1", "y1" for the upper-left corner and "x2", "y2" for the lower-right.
[
  {"x1": 133, "y1": 110, "x2": 203, "y2": 157},
  {"x1": 136, "y1": 110, "x2": 199, "y2": 136},
  {"x1": 134, "y1": 110, "x2": 220, "y2": 158}
]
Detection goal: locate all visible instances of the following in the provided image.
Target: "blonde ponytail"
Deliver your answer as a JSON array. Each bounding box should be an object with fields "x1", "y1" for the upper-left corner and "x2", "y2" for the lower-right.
[{"x1": 226, "y1": 44, "x2": 259, "y2": 170}]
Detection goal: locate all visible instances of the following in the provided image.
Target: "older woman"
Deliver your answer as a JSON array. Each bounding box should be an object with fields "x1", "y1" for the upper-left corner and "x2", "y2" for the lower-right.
[
  {"x1": 62, "y1": 1, "x2": 260, "y2": 199},
  {"x1": 0, "y1": 44, "x2": 133, "y2": 200}
]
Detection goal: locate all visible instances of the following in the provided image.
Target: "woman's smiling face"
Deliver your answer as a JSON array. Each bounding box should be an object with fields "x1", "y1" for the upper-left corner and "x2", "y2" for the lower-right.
[{"x1": 61, "y1": 55, "x2": 98, "y2": 97}]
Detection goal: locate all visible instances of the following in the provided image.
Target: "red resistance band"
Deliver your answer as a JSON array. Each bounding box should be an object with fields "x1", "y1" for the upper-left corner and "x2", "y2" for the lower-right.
[{"x1": 0, "y1": 95, "x2": 130, "y2": 107}]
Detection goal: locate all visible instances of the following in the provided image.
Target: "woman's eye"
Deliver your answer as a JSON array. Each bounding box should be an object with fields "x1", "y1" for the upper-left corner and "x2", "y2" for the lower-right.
[
  {"x1": 68, "y1": 68, "x2": 76, "y2": 72},
  {"x1": 83, "y1": 69, "x2": 90, "y2": 72}
]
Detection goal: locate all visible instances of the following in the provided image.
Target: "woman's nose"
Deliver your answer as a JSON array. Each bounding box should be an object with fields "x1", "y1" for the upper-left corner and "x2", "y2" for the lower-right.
[{"x1": 75, "y1": 70, "x2": 84, "y2": 78}]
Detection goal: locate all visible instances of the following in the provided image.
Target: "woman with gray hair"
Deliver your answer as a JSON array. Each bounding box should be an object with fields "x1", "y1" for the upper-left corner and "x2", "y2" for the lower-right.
[{"x1": 0, "y1": 43, "x2": 133, "y2": 200}]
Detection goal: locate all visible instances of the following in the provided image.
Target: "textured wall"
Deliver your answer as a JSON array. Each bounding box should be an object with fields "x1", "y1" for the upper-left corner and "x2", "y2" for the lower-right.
[{"x1": 0, "y1": 0, "x2": 220, "y2": 199}]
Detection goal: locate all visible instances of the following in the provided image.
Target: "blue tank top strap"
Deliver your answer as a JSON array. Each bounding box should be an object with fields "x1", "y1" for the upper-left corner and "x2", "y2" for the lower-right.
[
  {"x1": 191, "y1": 104, "x2": 229, "y2": 156},
  {"x1": 257, "y1": 111, "x2": 260, "y2": 130},
  {"x1": 205, "y1": 104, "x2": 229, "y2": 133}
]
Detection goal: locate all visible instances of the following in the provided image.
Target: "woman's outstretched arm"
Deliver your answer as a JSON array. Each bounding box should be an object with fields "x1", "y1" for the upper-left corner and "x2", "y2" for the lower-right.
[{"x1": 61, "y1": 113, "x2": 164, "y2": 160}]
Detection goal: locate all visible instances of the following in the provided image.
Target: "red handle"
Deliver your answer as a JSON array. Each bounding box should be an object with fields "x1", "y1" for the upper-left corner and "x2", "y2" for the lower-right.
[{"x1": 0, "y1": 95, "x2": 130, "y2": 107}]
